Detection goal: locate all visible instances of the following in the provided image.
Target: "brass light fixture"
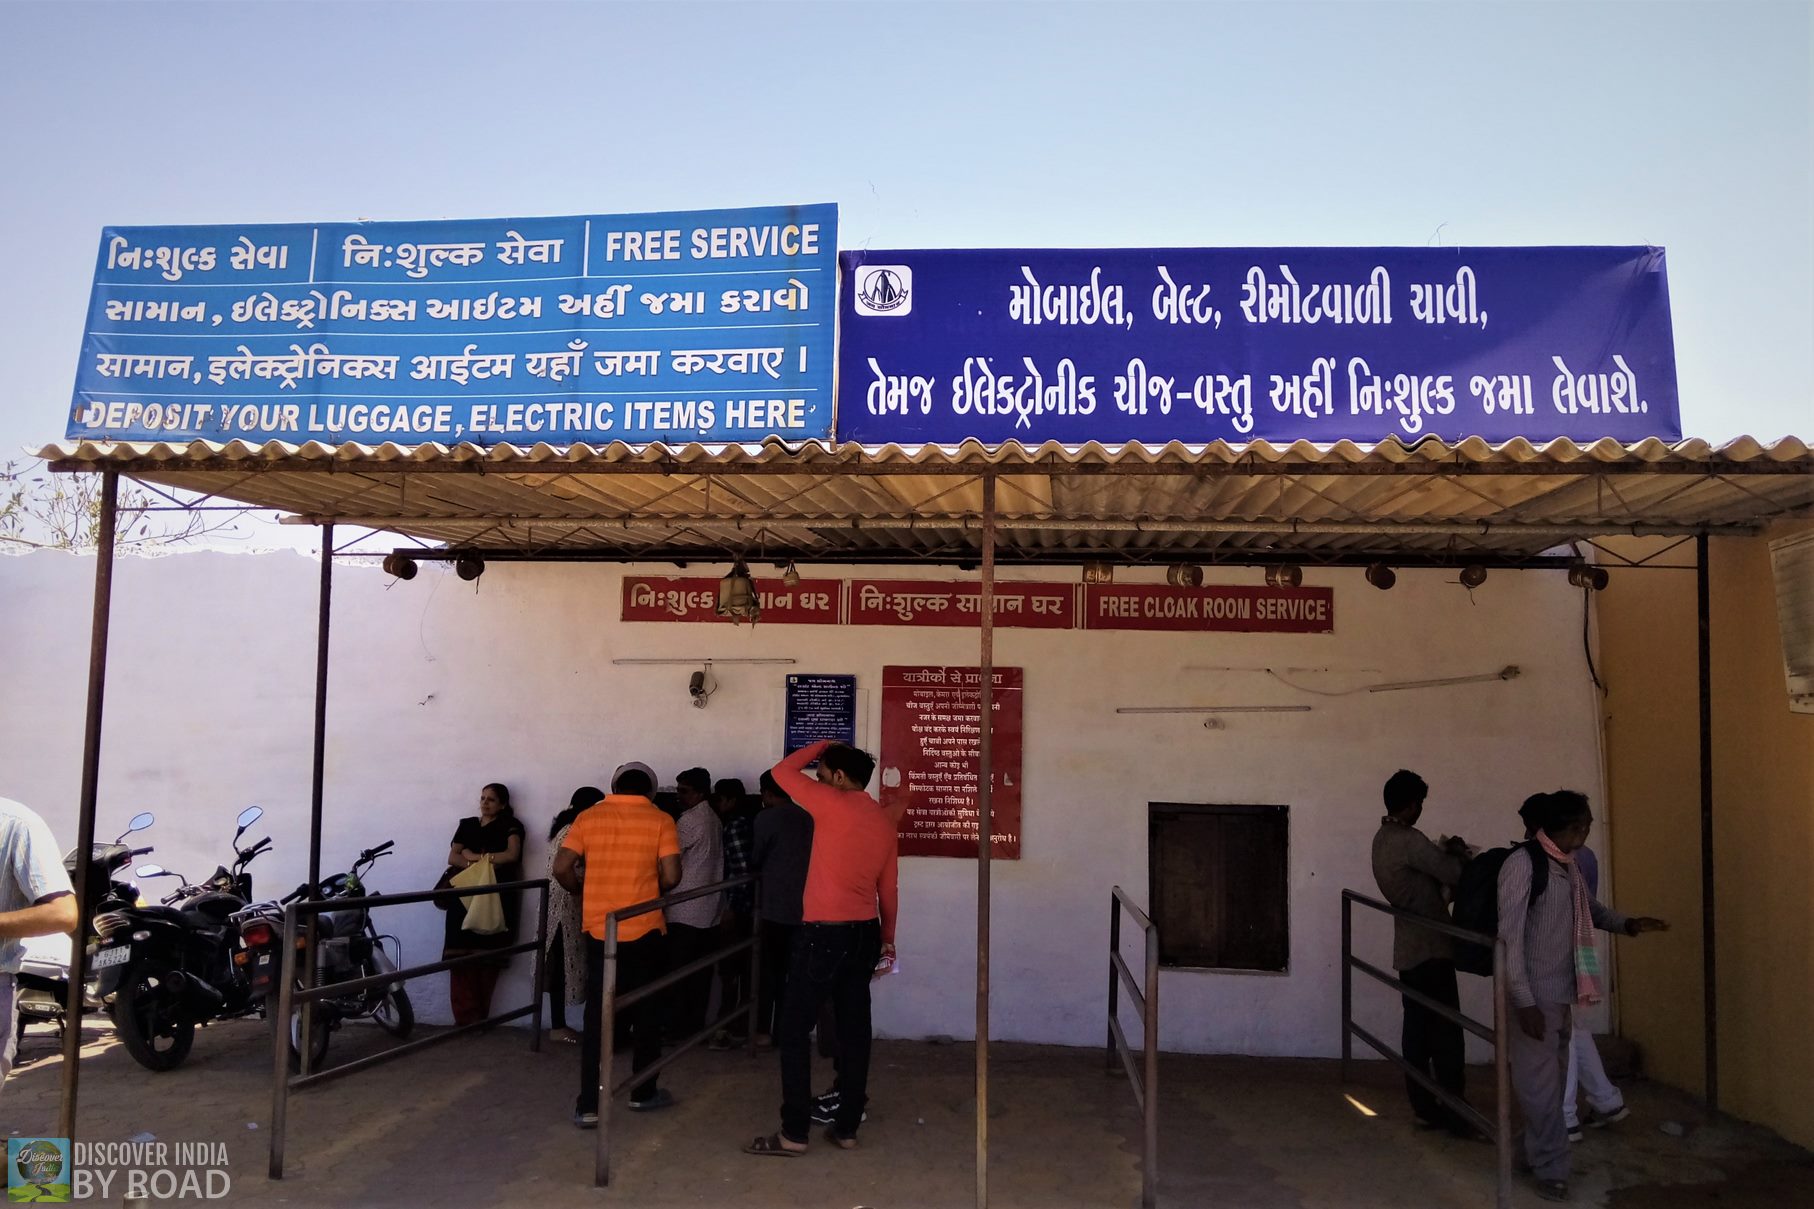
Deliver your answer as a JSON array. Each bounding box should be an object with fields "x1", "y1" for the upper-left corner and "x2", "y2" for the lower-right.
[
  {"x1": 715, "y1": 559, "x2": 761, "y2": 624},
  {"x1": 1166, "y1": 564, "x2": 1203, "y2": 588},
  {"x1": 381, "y1": 553, "x2": 418, "y2": 581},
  {"x1": 1458, "y1": 564, "x2": 1488, "y2": 589},
  {"x1": 1265, "y1": 564, "x2": 1303, "y2": 589},
  {"x1": 454, "y1": 554, "x2": 485, "y2": 582},
  {"x1": 1364, "y1": 562, "x2": 1397, "y2": 590}
]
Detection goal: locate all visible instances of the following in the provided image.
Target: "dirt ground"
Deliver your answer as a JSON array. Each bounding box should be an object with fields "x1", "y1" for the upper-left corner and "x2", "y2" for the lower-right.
[{"x1": 3, "y1": 1017, "x2": 1808, "y2": 1208}]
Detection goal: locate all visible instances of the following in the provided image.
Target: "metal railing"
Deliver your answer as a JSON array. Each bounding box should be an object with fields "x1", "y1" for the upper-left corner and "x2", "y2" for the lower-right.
[
  {"x1": 268, "y1": 876, "x2": 551, "y2": 1179},
  {"x1": 1105, "y1": 886, "x2": 1159, "y2": 1209},
  {"x1": 594, "y1": 874, "x2": 760, "y2": 1188},
  {"x1": 1340, "y1": 890, "x2": 1511, "y2": 1209}
]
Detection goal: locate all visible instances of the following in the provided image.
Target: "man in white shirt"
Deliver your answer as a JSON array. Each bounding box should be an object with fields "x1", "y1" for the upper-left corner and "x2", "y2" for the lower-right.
[{"x1": 1, "y1": 797, "x2": 78, "y2": 1091}]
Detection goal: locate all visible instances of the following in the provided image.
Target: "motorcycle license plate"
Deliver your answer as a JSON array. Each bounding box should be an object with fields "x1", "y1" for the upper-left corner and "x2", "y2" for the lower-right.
[{"x1": 91, "y1": 945, "x2": 131, "y2": 969}]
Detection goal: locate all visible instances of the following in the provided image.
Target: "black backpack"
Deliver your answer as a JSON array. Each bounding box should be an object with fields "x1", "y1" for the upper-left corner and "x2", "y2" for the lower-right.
[{"x1": 1451, "y1": 841, "x2": 1547, "y2": 976}]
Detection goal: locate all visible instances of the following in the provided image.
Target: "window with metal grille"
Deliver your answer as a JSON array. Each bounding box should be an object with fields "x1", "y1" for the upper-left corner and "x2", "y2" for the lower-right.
[{"x1": 1148, "y1": 803, "x2": 1289, "y2": 972}]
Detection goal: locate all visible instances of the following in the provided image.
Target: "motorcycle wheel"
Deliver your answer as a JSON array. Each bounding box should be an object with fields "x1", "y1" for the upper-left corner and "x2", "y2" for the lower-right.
[
  {"x1": 269, "y1": 990, "x2": 333, "y2": 1073},
  {"x1": 110, "y1": 968, "x2": 195, "y2": 1072},
  {"x1": 373, "y1": 983, "x2": 414, "y2": 1039}
]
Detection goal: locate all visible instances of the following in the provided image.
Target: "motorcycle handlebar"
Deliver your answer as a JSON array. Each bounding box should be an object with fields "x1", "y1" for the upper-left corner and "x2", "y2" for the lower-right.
[
  {"x1": 128, "y1": 846, "x2": 153, "y2": 857},
  {"x1": 360, "y1": 841, "x2": 396, "y2": 861}
]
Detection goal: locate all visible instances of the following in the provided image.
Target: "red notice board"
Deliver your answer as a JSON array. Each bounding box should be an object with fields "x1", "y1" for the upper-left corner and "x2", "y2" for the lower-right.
[{"x1": 879, "y1": 665, "x2": 1023, "y2": 860}]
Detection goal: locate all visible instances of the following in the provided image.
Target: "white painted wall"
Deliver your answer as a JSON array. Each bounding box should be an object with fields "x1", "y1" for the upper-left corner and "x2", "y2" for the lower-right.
[{"x1": 0, "y1": 549, "x2": 1612, "y2": 1055}]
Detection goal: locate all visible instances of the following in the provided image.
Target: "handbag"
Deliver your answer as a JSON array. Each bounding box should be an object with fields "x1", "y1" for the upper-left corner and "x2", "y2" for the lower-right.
[
  {"x1": 432, "y1": 866, "x2": 461, "y2": 911},
  {"x1": 450, "y1": 855, "x2": 507, "y2": 935}
]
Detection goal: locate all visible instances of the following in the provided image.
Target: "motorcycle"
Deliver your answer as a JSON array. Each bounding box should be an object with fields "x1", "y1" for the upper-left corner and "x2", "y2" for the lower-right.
[
  {"x1": 237, "y1": 839, "x2": 412, "y2": 1071},
  {"x1": 13, "y1": 811, "x2": 157, "y2": 1045},
  {"x1": 88, "y1": 806, "x2": 270, "y2": 1071}
]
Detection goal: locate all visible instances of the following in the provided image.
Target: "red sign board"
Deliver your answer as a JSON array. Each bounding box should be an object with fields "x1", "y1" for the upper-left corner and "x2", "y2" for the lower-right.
[
  {"x1": 1083, "y1": 584, "x2": 1334, "y2": 633},
  {"x1": 880, "y1": 665, "x2": 1023, "y2": 860},
  {"x1": 621, "y1": 576, "x2": 845, "y2": 625},
  {"x1": 850, "y1": 580, "x2": 1076, "y2": 628}
]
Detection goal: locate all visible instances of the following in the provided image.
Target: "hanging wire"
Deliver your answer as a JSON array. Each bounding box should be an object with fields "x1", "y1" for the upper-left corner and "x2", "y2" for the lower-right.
[{"x1": 1581, "y1": 585, "x2": 1606, "y2": 695}]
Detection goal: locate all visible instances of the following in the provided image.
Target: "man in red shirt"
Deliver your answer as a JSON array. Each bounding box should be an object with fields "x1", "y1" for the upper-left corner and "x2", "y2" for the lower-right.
[{"x1": 745, "y1": 740, "x2": 898, "y2": 1156}]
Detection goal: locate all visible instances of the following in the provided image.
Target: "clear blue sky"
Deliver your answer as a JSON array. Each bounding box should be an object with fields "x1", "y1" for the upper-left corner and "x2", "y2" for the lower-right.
[{"x1": 1, "y1": 0, "x2": 1808, "y2": 467}]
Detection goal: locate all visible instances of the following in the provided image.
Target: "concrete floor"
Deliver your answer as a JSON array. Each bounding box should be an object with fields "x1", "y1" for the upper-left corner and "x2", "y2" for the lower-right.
[{"x1": 3, "y1": 1018, "x2": 1807, "y2": 1208}]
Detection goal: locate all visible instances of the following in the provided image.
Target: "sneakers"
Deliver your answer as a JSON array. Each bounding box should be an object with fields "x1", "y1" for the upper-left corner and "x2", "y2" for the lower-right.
[
  {"x1": 573, "y1": 1110, "x2": 599, "y2": 1130},
  {"x1": 1566, "y1": 1125, "x2": 1585, "y2": 1143},
  {"x1": 628, "y1": 1088, "x2": 676, "y2": 1112},
  {"x1": 1587, "y1": 1105, "x2": 1630, "y2": 1128},
  {"x1": 810, "y1": 1092, "x2": 868, "y2": 1127}
]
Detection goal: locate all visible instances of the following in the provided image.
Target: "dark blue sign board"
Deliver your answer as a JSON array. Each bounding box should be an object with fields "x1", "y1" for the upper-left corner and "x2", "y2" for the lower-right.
[
  {"x1": 838, "y1": 247, "x2": 1679, "y2": 444},
  {"x1": 784, "y1": 674, "x2": 857, "y2": 754},
  {"x1": 67, "y1": 204, "x2": 837, "y2": 446}
]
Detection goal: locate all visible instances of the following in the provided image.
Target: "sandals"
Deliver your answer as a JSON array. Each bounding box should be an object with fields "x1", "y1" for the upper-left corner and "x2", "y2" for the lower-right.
[{"x1": 744, "y1": 1133, "x2": 805, "y2": 1158}]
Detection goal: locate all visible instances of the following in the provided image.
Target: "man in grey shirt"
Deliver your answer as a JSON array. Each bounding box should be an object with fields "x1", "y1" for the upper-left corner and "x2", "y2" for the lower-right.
[
  {"x1": 1370, "y1": 769, "x2": 1474, "y2": 1136},
  {"x1": 1, "y1": 797, "x2": 78, "y2": 1091},
  {"x1": 666, "y1": 767, "x2": 725, "y2": 1040},
  {"x1": 1500, "y1": 791, "x2": 1666, "y2": 1202}
]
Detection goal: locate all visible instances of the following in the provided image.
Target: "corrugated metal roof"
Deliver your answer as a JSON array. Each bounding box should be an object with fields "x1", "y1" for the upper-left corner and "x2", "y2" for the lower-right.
[{"x1": 36, "y1": 436, "x2": 1814, "y2": 564}]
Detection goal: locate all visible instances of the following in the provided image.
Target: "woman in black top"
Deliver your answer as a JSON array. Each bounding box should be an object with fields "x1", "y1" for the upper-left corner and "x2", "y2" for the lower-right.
[{"x1": 443, "y1": 782, "x2": 526, "y2": 1026}]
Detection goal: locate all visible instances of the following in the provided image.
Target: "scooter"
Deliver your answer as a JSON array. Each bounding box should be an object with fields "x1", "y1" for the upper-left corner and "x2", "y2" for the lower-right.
[
  {"x1": 238, "y1": 840, "x2": 412, "y2": 1070},
  {"x1": 12, "y1": 812, "x2": 157, "y2": 1046},
  {"x1": 87, "y1": 806, "x2": 270, "y2": 1071}
]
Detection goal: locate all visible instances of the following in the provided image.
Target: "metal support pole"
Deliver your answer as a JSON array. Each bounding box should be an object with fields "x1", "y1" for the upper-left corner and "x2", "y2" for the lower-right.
[
  {"x1": 746, "y1": 911, "x2": 763, "y2": 1056},
  {"x1": 300, "y1": 522, "x2": 333, "y2": 1071},
  {"x1": 59, "y1": 470, "x2": 119, "y2": 1143},
  {"x1": 1106, "y1": 894, "x2": 1121, "y2": 1074},
  {"x1": 975, "y1": 474, "x2": 996, "y2": 1209},
  {"x1": 529, "y1": 881, "x2": 548, "y2": 1054},
  {"x1": 309, "y1": 520, "x2": 333, "y2": 897},
  {"x1": 1493, "y1": 938, "x2": 1512, "y2": 1209},
  {"x1": 1696, "y1": 531, "x2": 1717, "y2": 1111},
  {"x1": 269, "y1": 903, "x2": 300, "y2": 1179},
  {"x1": 1340, "y1": 894, "x2": 1353, "y2": 1083},
  {"x1": 1141, "y1": 925, "x2": 1159, "y2": 1209},
  {"x1": 594, "y1": 917, "x2": 620, "y2": 1187}
]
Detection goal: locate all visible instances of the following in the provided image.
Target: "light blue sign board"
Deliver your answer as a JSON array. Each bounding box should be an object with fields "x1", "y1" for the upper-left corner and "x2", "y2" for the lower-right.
[
  {"x1": 67, "y1": 204, "x2": 837, "y2": 445},
  {"x1": 784, "y1": 674, "x2": 857, "y2": 755}
]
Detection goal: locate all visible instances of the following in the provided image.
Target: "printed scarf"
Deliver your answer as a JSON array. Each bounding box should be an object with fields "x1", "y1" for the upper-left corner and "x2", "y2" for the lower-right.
[{"x1": 1536, "y1": 831, "x2": 1602, "y2": 1006}]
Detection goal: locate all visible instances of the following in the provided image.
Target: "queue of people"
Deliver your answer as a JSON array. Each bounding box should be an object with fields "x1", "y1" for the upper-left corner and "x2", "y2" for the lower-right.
[
  {"x1": 1370, "y1": 770, "x2": 1668, "y2": 1203},
  {"x1": 462, "y1": 740, "x2": 898, "y2": 1152}
]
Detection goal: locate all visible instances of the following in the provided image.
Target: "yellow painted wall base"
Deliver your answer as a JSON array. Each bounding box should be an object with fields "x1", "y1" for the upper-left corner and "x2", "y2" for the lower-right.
[{"x1": 1598, "y1": 526, "x2": 1814, "y2": 1151}]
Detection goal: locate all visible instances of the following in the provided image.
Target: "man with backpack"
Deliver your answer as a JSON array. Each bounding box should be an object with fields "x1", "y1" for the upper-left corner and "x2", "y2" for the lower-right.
[
  {"x1": 1498, "y1": 791, "x2": 1668, "y2": 1202},
  {"x1": 1369, "y1": 769, "x2": 1476, "y2": 1137}
]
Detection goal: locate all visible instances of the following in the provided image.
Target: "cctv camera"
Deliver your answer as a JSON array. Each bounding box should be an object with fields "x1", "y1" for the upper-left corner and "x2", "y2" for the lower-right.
[{"x1": 688, "y1": 671, "x2": 706, "y2": 698}]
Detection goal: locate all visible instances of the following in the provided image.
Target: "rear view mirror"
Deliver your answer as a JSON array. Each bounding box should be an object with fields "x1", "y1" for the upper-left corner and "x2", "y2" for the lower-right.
[
  {"x1": 236, "y1": 806, "x2": 264, "y2": 830},
  {"x1": 126, "y1": 812, "x2": 155, "y2": 834},
  {"x1": 135, "y1": 864, "x2": 166, "y2": 878}
]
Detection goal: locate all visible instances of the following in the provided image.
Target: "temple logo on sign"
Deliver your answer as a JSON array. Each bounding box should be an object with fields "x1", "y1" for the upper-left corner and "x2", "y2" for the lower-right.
[{"x1": 855, "y1": 265, "x2": 912, "y2": 316}]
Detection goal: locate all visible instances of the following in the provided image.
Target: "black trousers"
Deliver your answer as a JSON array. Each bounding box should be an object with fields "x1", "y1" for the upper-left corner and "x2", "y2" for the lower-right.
[
  {"x1": 716, "y1": 910, "x2": 754, "y2": 1036},
  {"x1": 778, "y1": 920, "x2": 879, "y2": 1143},
  {"x1": 754, "y1": 920, "x2": 796, "y2": 1039},
  {"x1": 1400, "y1": 958, "x2": 1468, "y2": 1131},
  {"x1": 665, "y1": 922, "x2": 719, "y2": 1040},
  {"x1": 578, "y1": 931, "x2": 665, "y2": 1112},
  {"x1": 547, "y1": 924, "x2": 569, "y2": 1033}
]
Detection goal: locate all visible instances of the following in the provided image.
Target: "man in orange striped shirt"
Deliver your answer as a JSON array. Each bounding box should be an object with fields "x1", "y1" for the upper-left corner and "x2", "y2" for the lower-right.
[{"x1": 554, "y1": 764, "x2": 680, "y2": 1126}]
